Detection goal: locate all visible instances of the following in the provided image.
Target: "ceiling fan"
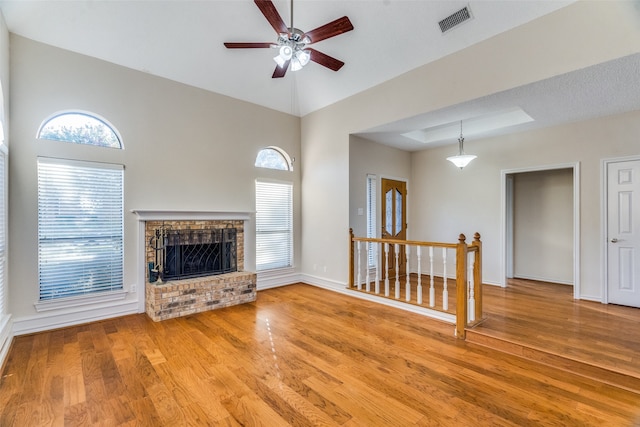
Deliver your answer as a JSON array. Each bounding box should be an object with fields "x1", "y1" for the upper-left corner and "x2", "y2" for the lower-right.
[{"x1": 224, "y1": 0, "x2": 354, "y2": 78}]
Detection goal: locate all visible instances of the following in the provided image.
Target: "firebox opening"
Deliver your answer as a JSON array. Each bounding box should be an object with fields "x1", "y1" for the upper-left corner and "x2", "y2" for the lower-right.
[{"x1": 152, "y1": 227, "x2": 237, "y2": 281}]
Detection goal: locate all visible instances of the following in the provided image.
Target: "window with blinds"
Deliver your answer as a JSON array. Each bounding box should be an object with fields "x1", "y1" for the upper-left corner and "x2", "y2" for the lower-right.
[
  {"x1": 256, "y1": 180, "x2": 293, "y2": 271},
  {"x1": 37, "y1": 158, "x2": 124, "y2": 300},
  {"x1": 0, "y1": 147, "x2": 5, "y2": 315},
  {"x1": 366, "y1": 174, "x2": 377, "y2": 267}
]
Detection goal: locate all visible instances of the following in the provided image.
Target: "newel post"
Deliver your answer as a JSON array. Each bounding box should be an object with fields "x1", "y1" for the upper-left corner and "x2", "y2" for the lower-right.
[
  {"x1": 472, "y1": 232, "x2": 483, "y2": 321},
  {"x1": 455, "y1": 234, "x2": 468, "y2": 339},
  {"x1": 349, "y1": 228, "x2": 354, "y2": 289}
]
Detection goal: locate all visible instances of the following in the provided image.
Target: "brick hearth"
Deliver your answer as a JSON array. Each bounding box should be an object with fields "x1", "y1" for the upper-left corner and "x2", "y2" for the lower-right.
[{"x1": 145, "y1": 271, "x2": 256, "y2": 321}]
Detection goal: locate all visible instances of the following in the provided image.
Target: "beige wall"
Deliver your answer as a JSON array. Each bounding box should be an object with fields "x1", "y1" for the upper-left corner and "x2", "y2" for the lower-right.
[
  {"x1": 349, "y1": 135, "x2": 411, "y2": 238},
  {"x1": 513, "y1": 169, "x2": 574, "y2": 284},
  {"x1": 9, "y1": 35, "x2": 301, "y2": 321},
  {"x1": 303, "y1": 1, "x2": 640, "y2": 297},
  {"x1": 6, "y1": 0, "x2": 640, "y2": 328},
  {"x1": 411, "y1": 110, "x2": 640, "y2": 298}
]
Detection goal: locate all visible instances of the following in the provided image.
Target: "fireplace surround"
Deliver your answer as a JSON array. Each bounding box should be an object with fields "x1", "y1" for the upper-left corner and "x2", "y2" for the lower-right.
[{"x1": 134, "y1": 211, "x2": 256, "y2": 321}]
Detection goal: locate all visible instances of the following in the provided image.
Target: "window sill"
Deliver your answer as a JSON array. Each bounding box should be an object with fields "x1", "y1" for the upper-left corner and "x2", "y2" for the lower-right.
[{"x1": 34, "y1": 290, "x2": 128, "y2": 313}]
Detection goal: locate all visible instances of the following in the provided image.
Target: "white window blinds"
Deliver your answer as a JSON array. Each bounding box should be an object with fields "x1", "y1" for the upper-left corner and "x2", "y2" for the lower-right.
[
  {"x1": 38, "y1": 158, "x2": 124, "y2": 300},
  {"x1": 366, "y1": 174, "x2": 377, "y2": 267},
  {"x1": 256, "y1": 181, "x2": 293, "y2": 271}
]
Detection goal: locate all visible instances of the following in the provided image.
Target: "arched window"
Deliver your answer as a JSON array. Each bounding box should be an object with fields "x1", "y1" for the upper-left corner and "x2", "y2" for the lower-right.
[
  {"x1": 35, "y1": 109, "x2": 125, "y2": 305},
  {"x1": 37, "y1": 111, "x2": 123, "y2": 149},
  {"x1": 255, "y1": 146, "x2": 292, "y2": 171}
]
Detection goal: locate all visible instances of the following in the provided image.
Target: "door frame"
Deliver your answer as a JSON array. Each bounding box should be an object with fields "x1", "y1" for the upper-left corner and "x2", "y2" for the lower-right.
[
  {"x1": 601, "y1": 155, "x2": 640, "y2": 304},
  {"x1": 500, "y1": 162, "x2": 581, "y2": 299}
]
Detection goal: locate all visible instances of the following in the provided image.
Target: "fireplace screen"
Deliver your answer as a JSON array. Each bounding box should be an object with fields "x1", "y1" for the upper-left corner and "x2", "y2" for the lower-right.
[{"x1": 160, "y1": 228, "x2": 237, "y2": 280}]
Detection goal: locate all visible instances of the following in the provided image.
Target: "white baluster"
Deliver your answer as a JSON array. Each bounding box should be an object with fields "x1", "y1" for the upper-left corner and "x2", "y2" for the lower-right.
[
  {"x1": 442, "y1": 247, "x2": 448, "y2": 311},
  {"x1": 365, "y1": 243, "x2": 371, "y2": 292},
  {"x1": 394, "y1": 244, "x2": 400, "y2": 299},
  {"x1": 429, "y1": 246, "x2": 435, "y2": 308},
  {"x1": 468, "y1": 251, "x2": 475, "y2": 322},
  {"x1": 375, "y1": 242, "x2": 380, "y2": 294},
  {"x1": 357, "y1": 241, "x2": 362, "y2": 290},
  {"x1": 417, "y1": 246, "x2": 422, "y2": 304},
  {"x1": 384, "y1": 243, "x2": 390, "y2": 297},
  {"x1": 405, "y1": 245, "x2": 411, "y2": 302}
]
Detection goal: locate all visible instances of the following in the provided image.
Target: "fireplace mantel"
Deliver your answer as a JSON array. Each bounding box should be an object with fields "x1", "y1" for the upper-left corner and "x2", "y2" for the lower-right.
[{"x1": 131, "y1": 210, "x2": 252, "y2": 221}]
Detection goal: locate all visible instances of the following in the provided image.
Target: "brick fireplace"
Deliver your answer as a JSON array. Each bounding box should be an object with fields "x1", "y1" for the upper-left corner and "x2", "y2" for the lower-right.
[{"x1": 134, "y1": 211, "x2": 256, "y2": 321}]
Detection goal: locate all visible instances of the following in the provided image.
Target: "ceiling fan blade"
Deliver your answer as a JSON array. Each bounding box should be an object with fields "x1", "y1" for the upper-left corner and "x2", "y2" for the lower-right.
[
  {"x1": 304, "y1": 16, "x2": 353, "y2": 44},
  {"x1": 254, "y1": 0, "x2": 289, "y2": 35},
  {"x1": 272, "y1": 60, "x2": 290, "y2": 78},
  {"x1": 307, "y1": 48, "x2": 345, "y2": 72},
  {"x1": 224, "y1": 42, "x2": 274, "y2": 49}
]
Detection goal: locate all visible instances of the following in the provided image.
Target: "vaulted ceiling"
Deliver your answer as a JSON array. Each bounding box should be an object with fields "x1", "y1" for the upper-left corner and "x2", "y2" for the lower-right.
[{"x1": 2, "y1": 0, "x2": 640, "y2": 151}]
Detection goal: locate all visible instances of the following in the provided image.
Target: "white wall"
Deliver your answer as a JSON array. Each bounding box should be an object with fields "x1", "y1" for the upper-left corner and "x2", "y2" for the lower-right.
[
  {"x1": 513, "y1": 169, "x2": 573, "y2": 284},
  {"x1": 9, "y1": 35, "x2": 301, "y2": 332},
  {"x1": 301, "y1": 1, "x2": 640, "y2": 298}
]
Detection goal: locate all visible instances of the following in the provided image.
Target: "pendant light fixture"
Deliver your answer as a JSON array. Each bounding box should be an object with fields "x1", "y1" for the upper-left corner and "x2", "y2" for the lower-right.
[{"x1": 446, "y1": 120, "x2": 477, "y2": 169}]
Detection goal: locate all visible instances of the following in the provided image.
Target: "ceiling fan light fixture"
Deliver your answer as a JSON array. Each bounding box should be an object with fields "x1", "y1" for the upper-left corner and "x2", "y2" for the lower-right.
[
  {"x1": 291, "y1": 49, "x2": 311, "y2": 71},
  {"x1": 225, "y1": 0, "x2": 353, "y2": 78},
  {"x1": 273, "y1": 45, "x2": 293, "y2": 67}
]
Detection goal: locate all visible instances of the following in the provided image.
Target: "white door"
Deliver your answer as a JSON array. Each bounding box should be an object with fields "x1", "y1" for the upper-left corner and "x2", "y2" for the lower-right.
[{"x1": 607, "y1": 159, "x2": 640, "y2": 307}]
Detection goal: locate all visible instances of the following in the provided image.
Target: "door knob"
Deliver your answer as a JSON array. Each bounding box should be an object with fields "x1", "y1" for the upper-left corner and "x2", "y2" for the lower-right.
[{"x1": 611, "y1": 238, "x2": 618, "y2": 243}]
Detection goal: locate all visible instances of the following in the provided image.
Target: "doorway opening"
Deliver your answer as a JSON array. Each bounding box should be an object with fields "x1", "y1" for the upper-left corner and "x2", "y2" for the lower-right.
[{"x1": 501, "y1": 163, "x2": 580, "y2": 298}]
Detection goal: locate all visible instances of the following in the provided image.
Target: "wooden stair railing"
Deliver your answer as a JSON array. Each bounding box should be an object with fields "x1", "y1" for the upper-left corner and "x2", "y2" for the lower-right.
[{"x1": 349, "y1": 229, "x2": 482, "y2": 339}]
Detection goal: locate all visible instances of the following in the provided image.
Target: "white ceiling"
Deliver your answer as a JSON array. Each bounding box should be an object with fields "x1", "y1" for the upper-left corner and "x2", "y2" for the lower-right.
[{"x1": 1, "y1": 0, "x2": 639, "y2": 152}]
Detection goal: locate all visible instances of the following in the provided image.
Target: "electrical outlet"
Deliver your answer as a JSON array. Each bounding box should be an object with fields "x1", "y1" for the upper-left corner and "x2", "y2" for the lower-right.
[{"x1": 131, "y1": 284, "x2": 137, "y2": 293}]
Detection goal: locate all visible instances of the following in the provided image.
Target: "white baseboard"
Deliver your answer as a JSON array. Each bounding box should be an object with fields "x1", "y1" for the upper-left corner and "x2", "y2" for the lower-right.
[
  {"x1": 513, "y1": 274, "x2": 573, "y2": 286},
  {"x1": 0, "y1": 314, "x2": 13, "y2": 370},
  {"x1": 578, "y1": 294, "x2": 603, "y2": 303},
  {"x1": 257, "y1": 268, "x2": 302, "y2": 290},
  {"x1": 483, "y1": 280, "x2": 503, "y2": 287},
  {"x1": 12, "y1": 300, "x2": 140, "y2": 336},
  {"x1": 298, "y1": 273, "x2": 345, "y2": 292}
]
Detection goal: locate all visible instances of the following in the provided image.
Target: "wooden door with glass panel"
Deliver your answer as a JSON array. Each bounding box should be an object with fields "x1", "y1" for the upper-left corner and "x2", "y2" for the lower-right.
[{"x1": 381, "y1": 178, "x2": 407, "y2": 279}]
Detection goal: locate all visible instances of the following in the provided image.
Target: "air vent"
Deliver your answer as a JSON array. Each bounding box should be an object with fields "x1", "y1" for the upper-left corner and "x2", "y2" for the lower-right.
[{"x1": 439, "y1": 6, "x2": 472, "y2": 33}]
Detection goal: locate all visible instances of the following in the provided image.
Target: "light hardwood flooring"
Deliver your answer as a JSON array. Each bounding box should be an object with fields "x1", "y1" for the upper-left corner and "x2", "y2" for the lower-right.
[
  {"x1": 468, "y1": 278, "x2": 640, "y2": 393},
  {"x1": 1, "y1": 283, "x2": 640, "y2": 426}
]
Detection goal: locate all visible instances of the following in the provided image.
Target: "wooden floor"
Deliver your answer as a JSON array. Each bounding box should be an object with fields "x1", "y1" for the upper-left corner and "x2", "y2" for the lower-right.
[
  {"x1": 468, "y1": 278, "x2": 640, "y2": 393},
  {"x1": 2, "y1": 282, "x2": 640, "y2": 426}
]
